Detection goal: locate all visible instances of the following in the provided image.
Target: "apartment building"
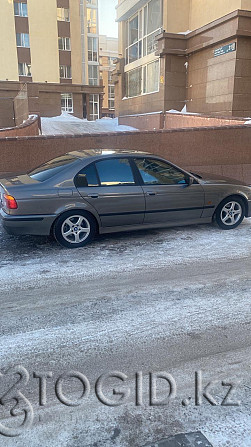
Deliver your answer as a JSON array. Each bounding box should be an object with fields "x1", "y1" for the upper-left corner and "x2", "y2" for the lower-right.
[
  {"x1": 0, "y1": 0, "x2": 103, "y2": 127},
  {"x1": 115, "y1": 0, "x2": 251, "y2": 121},
  {"x1": 99, "y1": 35, "x2": 118, "y2": 117}
]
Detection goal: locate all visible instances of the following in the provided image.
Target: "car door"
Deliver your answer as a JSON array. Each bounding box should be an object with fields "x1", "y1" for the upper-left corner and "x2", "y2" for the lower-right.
[
  {"x1": 75, "y1": 157, "x2": 145, "y2": 227},
  {"x1": 133, "y1": 157, "x2": 205, "y2": 224}
]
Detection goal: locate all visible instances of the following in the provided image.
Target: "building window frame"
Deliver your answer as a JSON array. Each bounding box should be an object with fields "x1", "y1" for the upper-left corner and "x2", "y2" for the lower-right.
[
  {"x1": 16, "y1": 33, "x2": 30, "y2": 48},
  {"x1": 57, "y1": 7, "x2": 70, "y2": 22},
  {"x1": 59, "y1": 65, "x2": 72, "y2": 79},
  {"x1": 88, "y1": 37, "x2": 98, "y2": 62},
  {"x1": 89, "y1": 94, "x2": 99, "y2": 120},
  {"x1": 125, "y1": 0, "x2": 162, "y2": 65},
  {"x1": 86, "y1": 0, "x2": 97, "y2": 6},
  {"x1": 58, "y1": 37, "x2": 71, "y2": 51},
  {"x1": 88, "y1": 64, "x2": 99, "y2": 86},
  {"x1": 18, "y1": 62, "x2": 31, "y2": 77},
  {"x1": 87, "y1": 8, "x2": 97, "y2": 34},
  {"x1": 125, "y1": 58, "x2": 160, "y2": 99},
  {"x1": 108, "y1": 84, "x2": 115, "y2": 110},
  {"x1": 61, "y1": 93, "x2": 73, "y2": 113},
  {"x1": 14, "y1": 2, "x2": 28, "y2": 17}
]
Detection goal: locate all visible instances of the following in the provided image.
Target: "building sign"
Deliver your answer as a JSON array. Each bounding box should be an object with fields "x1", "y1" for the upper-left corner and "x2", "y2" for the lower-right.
[{"x1": 214, "y1": 42, "x2": 236, "y2": 57}]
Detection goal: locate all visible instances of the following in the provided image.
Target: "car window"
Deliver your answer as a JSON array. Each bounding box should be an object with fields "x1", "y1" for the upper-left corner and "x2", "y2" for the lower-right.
[
  {"x1": 29, "y1": 155, "x2": 77, "y2": 182},
  {"x1": 75, "y1": 164, "x2": 99, "y2": 188},
  {"x1": 134, "y1": 158, "x2": 187, "y2": 185},
  {"x1": 95, "y1": 158, "x2": 135, "y2": 186}
]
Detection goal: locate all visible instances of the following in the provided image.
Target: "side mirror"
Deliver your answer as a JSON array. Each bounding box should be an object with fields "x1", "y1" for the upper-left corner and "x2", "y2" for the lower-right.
[{"x1": 186, "y1": 176, "x2": 194, "y2": 186}]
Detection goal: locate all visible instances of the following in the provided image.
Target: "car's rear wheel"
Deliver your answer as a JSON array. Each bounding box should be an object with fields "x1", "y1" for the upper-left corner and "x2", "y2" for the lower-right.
[
  {"x1": 53, "y1": 211, "x2": 97, "y2": 248},
  {"x1": 215, "y1": 197, "x2": 245, "y2": 230}
]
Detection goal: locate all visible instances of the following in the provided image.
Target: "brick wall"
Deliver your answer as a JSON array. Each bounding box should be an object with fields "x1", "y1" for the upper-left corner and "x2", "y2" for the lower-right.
[
  {"x1": 0, "y1": 125, "x2": 250, "y2": 184},
  {"x1": 119, "y1": 112, "x2": 246, "y2": 131},
  {"x1": 0, "y1": 115, "x2": 40, "y2": 138}
]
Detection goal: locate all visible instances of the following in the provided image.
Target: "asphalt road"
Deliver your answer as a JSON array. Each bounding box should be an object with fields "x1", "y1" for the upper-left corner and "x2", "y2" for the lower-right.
[{"x1": 0, "y1": 220, "x2": 251, "y2": 447}]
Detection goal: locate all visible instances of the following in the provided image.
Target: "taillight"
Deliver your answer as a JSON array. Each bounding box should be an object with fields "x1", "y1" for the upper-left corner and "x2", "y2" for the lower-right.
[{"x1": 3, "y1": 194, "x2": 18, "y2": 210}]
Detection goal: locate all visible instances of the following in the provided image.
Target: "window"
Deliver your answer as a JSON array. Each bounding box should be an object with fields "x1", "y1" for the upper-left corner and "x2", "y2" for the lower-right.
[
  {"x1": 125, "y1": 0, "x2": 162, "y2": 64},
  {"x1": 75, "y1": 164, "x2": 99, "y2": 188},
  {"x1": 88, "y1": 37, "x2": 98, "y2": 61},
  {"x1": 86, "y1": 0, "x2": 97, "y2": 5},
  {"x1": 14, "y1": 2, "x2": 28, "y2": 17},
  {"x1": 57, "y1": 8, "x2": 70, "y2": 22},
  {"x1": 126, "y1": 67, "x2": 142, "y2": 98},
  {"x1": 60, "y1": 65, "x2": 72, "y2": 79},
  {"x1": 18, "y1": 63, "x2": 31, "y2": 77},
  {"x1": 58, "y1": 37, "x2": 71, "y2": 51},
  {"x1": 88, "y1": 65, "x2": 98, "y2": 85},
  {"x1": 89, "y1": 94, "x2": 99, "y2": 120},
  {"x1": 108, "y1": 85, "x2": 115, "y2": 110},
  {"x1": 134, "y1": 158, "x2": 187, "y2": 185},
  {"x1": 87, "y1": 8, "x2": 97, "y2": 34},
  {"x1": 29, "y1": 155, "x2": 77, "y2": 182},
  {"x1": 61, "y1": 93, "x2": 73, "y2": 113},
  {"x1": 143, "y1": 59, "x2": 159, "y2": 94},
  {"x1": 16, "y1": 33, "x2": 30, "y2": 48},
  {"x1": 126, "y1": 59, "x2": 159, "y2": 98},
  {"x1": 96, "y1": 159, "x2": 135, "y2": 187}
]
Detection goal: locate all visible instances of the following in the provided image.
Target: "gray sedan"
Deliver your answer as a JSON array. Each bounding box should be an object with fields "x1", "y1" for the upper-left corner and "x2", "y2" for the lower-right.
[{"x1": 1, "y1": 150, "x2": 251, "y2": 248}]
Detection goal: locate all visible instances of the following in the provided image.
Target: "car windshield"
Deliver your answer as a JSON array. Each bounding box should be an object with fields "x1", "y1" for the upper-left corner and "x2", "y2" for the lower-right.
[{"x1": 29, "y1": 155, "x2": 78, "y2": 182}]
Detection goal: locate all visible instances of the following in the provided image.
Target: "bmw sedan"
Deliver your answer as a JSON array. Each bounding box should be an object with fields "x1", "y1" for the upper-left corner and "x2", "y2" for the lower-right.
[{"x1": 0, "y1": 150, "x2": 251, "y2": 248}]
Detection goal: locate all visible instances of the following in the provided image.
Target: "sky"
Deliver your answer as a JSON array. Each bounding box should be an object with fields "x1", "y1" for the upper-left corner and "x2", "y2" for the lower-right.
[{"x1": 99, "y1": 0, "x2": 118, "y2": 38}]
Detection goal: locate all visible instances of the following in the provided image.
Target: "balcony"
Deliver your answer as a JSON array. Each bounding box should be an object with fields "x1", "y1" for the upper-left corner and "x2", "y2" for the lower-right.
[{"x1": 116, "y1": 0, "x2": 149, "y2": 22}]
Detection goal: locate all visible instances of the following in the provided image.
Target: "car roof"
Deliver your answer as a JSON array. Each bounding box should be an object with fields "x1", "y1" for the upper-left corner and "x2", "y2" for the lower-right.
[{"x1": 67, "y1": 149, "x2": 153, "y2": 159}]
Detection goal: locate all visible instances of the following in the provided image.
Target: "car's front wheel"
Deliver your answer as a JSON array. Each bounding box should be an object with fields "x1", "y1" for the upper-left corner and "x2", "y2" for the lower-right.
[
  {"x1": 215, "y1": 197, "x2": 245, "y2": 230},
  {"x1": 53, "y1": 211, "x2": 97, "y2": 248}
]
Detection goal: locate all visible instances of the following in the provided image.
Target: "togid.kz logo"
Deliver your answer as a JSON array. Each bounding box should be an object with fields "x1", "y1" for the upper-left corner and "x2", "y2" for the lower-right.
[
  {"x1": 0, "y1": 365, "x2": 242, "y2": 437},
  {"x1": 0, "y1": 365, "x2": 34, "y2": 437}
]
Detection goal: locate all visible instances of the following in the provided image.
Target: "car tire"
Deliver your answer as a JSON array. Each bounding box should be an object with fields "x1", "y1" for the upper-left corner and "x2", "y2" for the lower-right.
[
  {"x1": 215, "y1": 197, "x2": 245, "y2": 230},
  {"x1": 53, "y1": 210, "x2": 97, "y2": 248}
]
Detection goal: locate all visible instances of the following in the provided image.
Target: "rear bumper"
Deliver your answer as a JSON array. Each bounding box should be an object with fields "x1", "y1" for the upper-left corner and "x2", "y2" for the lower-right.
[{"x1": 0, "y1": 209, "x2": 56, "y2": 236}]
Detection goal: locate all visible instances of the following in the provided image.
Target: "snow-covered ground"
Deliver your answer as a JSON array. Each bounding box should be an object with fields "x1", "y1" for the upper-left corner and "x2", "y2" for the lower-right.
[
  {"x1": 1, "y1": 219, "x2": 251, "y2": 447},
  {"x1": 41, "y1": 113, "x2": 137, "y2": 135},
  {"x1": 0, "y1": 220, "x2": 250, "y2": 292}
]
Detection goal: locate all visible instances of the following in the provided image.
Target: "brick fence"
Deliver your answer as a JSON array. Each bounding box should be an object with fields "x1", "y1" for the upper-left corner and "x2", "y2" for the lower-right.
[
  {"x1": 0, "y1": 114, "x2": 40, "y2": 138},
  {"x1": 0, "y1": 125, "x2": 250, "y2": 184},
  {"x1": 119, "y1": 112, "x2": 246, "y2": 131}
]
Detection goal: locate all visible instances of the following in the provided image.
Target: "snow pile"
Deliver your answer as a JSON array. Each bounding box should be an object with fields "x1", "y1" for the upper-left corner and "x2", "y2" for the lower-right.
[
  {"x1": 45, "y1": 112, "x2": 84, "y2": 122},
  {"x1": 178, "y1": 30, "x2": 191, "y2": 35},
  {"x1": 41, "y1": 113, "x2": 137, "y2": 135},
  {"x1": 166, "y1": 107, "x2": 199, "y2": 115},
  {"x1": 244, "y1": 119, "x2": 251, "y2": 124}
]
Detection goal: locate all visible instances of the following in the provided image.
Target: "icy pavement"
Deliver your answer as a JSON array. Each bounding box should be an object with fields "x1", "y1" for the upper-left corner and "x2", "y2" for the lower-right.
[
  {"x1": 0, "y1": 219, "x2": 251, "y2": 447},
  {"x1": 41, "y1": 113, "x2": 137, "y2": 135},
  {"x1": 0, "y1": 219, "x2": 250, "y2": 291}
]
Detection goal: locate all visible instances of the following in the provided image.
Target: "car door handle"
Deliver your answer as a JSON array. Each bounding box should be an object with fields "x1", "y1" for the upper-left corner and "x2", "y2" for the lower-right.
[
  {"x1": 87, "y1": 194, "x2": 99, "y2": 198},
  {"x1": 146, "y1": 191, "x2": 156, "y2": 196}
]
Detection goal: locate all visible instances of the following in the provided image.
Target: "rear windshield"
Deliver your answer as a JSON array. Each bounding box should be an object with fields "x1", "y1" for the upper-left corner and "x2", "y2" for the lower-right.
[{"x1": 29, "y1": 155, "x2": 77, "y2": 182}]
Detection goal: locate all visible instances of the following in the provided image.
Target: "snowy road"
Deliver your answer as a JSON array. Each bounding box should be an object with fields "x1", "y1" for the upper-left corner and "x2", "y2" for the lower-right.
[{"x1": 0, "y1": 219, "x2": 251, "y2": 446}]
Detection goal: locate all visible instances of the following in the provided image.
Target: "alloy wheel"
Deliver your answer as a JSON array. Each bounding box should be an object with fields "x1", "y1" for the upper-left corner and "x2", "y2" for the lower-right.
[
  {"x1": 61, "y1": 215, "x2": 91, "y2": 244},
  {"x1": 220, "y1": 201, "x2": 242, "y2": 226}
]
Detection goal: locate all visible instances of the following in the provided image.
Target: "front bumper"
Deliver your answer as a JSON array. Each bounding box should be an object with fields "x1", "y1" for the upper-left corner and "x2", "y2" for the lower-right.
[{"x1": 0, "y1": 209, "x2": 56, "y2": 236}]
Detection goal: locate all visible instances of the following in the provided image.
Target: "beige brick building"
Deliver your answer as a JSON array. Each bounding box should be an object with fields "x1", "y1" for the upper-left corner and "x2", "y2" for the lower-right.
[
  {"x1": 99, "y1": 35, "x2": 118, "y2": 117},
  {"x1": 0, "y1": 0, "x2": 103, "y2": 127},
  {"x1": 115, "y1": 0, "x2": 251, "y2": 121}
]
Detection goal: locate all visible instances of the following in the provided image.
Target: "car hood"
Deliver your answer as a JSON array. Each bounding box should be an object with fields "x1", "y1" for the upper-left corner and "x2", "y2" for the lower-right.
[{"x1": 191, "y1": 171, "x2": 247, "y2": 186}]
